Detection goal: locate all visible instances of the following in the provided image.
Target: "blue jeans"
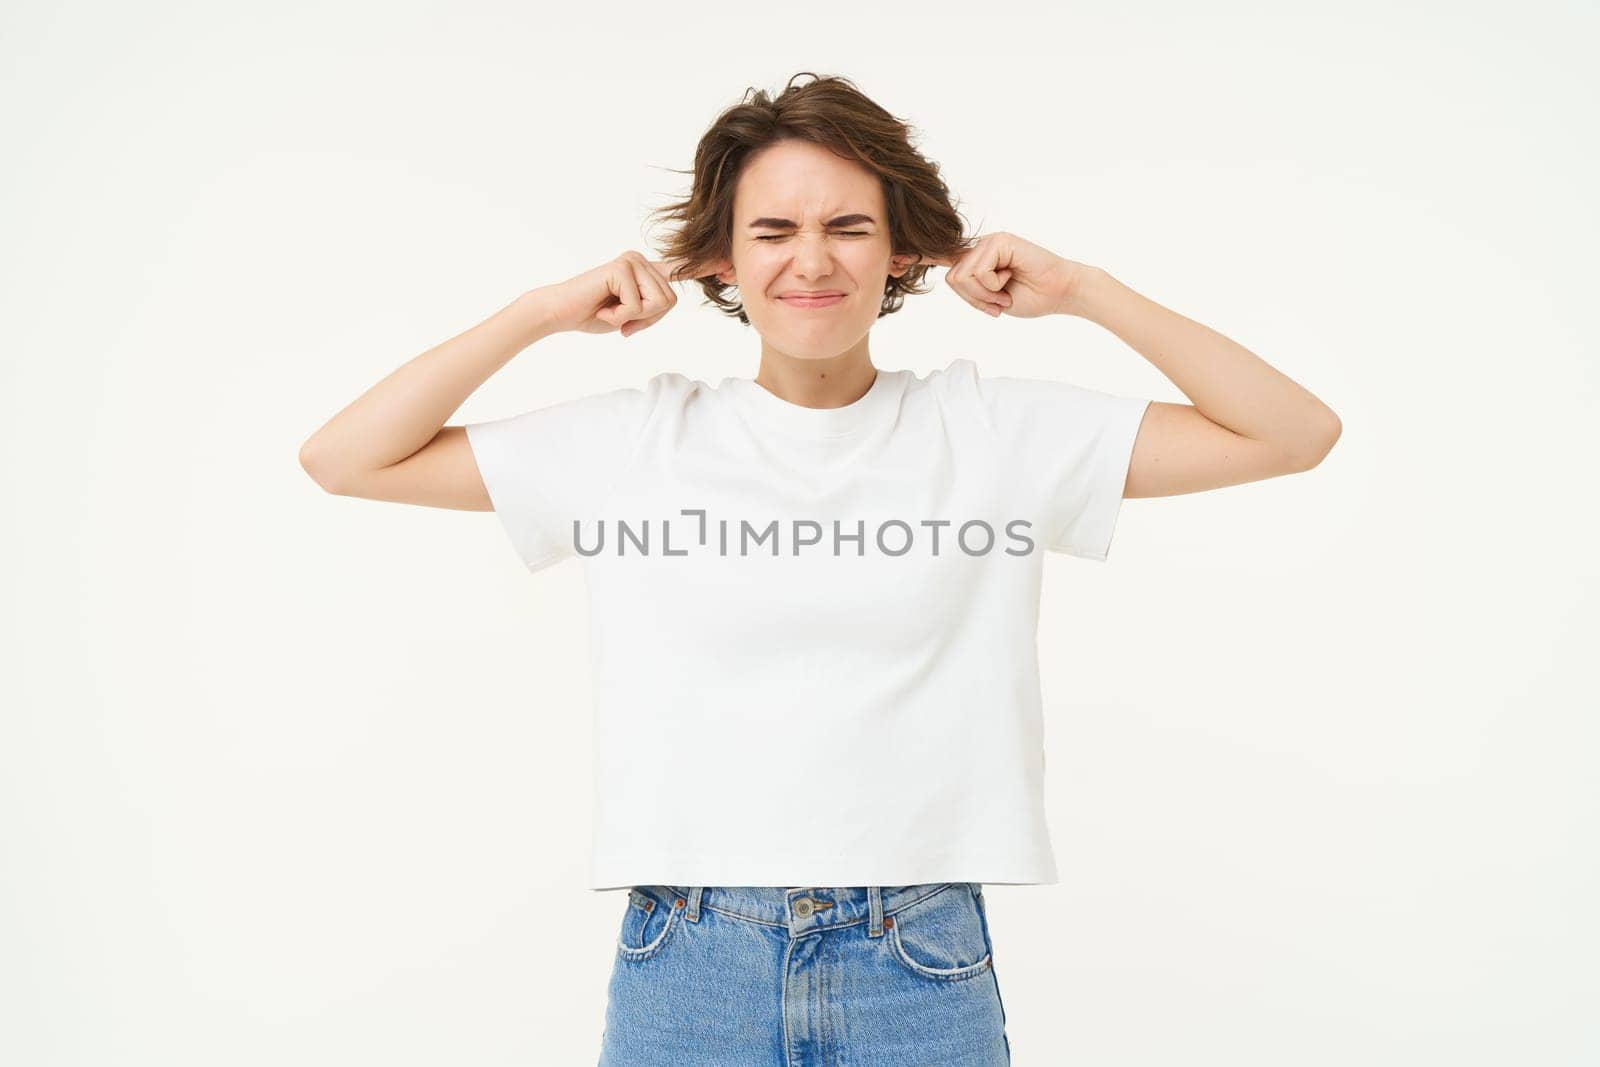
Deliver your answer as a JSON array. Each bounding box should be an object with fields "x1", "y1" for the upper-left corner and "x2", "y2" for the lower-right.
[{"x1": 598, "y1": 882, "x2": 1011, "y2": 1065}]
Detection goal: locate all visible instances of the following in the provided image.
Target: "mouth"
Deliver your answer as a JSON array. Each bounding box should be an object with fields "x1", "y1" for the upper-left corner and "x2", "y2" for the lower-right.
[{"x1": 778, "y1": 293, "x2": 846, "y2": 308}]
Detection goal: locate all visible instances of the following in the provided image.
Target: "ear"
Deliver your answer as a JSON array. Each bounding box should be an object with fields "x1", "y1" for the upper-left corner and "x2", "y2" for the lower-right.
[{"x1": 888, "y1": 251, "x2": 923, "y2": 279}]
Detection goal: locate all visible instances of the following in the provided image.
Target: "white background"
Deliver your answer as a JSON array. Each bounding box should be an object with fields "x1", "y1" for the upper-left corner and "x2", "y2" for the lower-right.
[{"x1": 4, "y1": 1, "x2": 1596, "y2": 1063}]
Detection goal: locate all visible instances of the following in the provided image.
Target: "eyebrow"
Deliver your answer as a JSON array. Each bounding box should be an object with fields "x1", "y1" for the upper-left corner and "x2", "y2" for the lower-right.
[{"x1": 746, "y1": 213, "x2": 877, "y2": 230}]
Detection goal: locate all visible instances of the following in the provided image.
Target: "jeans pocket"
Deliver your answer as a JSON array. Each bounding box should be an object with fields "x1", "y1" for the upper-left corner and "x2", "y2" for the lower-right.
[
  {"x1": 616, "y1": 886, "x2": 683, "y2": 962},
  {"x1": 882, "y1": 882, "x2": 994, "y2": 982}
]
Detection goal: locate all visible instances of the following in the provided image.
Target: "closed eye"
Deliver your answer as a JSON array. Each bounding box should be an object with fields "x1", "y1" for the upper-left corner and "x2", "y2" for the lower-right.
[{"x1": 756, "y1": 232, "x2": 871, "y2": 241}]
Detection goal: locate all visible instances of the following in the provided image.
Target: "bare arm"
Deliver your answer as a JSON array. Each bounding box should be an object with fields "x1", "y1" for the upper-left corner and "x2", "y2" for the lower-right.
[
  {"x1": 1062, "y1": 267, "x2": 1343, "y2": 498},
  {"x1": 298, "y1": 252, "x2": 710, "y2": 508},
  {"x1": 297, "y1": 290, "x2": 560, "y2": 504}
]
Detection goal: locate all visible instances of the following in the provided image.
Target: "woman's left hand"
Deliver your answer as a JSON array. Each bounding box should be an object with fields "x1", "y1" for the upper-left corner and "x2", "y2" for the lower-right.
[{"x1": 917, "y1": 232, "x2": 1093, "y2": 319}]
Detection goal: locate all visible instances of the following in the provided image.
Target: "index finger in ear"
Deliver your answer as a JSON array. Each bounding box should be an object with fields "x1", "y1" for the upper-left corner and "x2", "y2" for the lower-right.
[
  {"x1": 655, "y1": 256, "x2": 731, "y2": 282},
  {"x1": 916, "y1": 253, "x2": 955, "y2": 268}
]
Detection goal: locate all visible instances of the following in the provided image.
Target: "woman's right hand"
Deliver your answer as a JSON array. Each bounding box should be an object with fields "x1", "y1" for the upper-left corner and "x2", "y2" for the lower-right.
[{"x1": 537, "y1": 250, "x2": 731, "y2": 338}]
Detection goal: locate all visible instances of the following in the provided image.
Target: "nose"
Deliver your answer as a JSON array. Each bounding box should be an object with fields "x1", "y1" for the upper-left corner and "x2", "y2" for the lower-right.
[{"x1": 788, "y1": 232, "x2": 837, "y2": 278}]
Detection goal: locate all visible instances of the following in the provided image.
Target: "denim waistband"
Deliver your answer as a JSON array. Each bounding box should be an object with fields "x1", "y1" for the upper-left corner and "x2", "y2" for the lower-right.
[{"x1": 642, "y1": 882, "x2": 977, "y2": 939}]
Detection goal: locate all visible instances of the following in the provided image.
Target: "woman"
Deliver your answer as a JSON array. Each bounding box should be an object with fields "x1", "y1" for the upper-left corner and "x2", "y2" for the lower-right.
[{"x1": 299, "y1": 72, "x2": 1340, "y2": 1066}]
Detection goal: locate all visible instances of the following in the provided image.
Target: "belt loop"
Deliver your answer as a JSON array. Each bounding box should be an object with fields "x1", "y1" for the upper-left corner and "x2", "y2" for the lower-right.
[
  {"x1": 686, "y1": 886, "x2": 703, "y2": 922},
  {"x1": 868, "y1": 886, "x2": 883, "y2": 938}
]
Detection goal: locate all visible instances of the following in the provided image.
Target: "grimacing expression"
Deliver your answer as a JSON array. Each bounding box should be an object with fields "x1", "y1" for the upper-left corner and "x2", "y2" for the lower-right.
[{"x1": 719, "y1": 139, "x2": 919, "y2": 358}]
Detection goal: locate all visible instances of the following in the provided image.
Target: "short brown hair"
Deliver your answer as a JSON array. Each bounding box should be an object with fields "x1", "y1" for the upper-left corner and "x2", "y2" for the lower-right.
[{"x1": 646, "y1": 72, "x2": 977, "y2": 325}]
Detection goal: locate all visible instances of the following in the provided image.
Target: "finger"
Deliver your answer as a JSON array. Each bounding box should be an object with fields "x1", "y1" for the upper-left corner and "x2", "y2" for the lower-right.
[
  {"x1": 960, "y1": 244, "x2": 1014, "y2": 307},
  {"x1": 620, "y1": 308, "x2": 669, "y2": 338},
  {"x1": 681, "y1": 255, "x2": 730, "y2": 280},
  {"x1": 977, "y1": 266, "x2": 1014, "y2": 297},
  {"x1": 653, "y1": 258, "x2": 695, "y2": 282},
  {"x1": 964, "y1": 242, "x2": 1004, "y2": 298},
  {"x1": 948, "y1": 281, "x2": 1003, "y2": 318},
  {"x1": 945, "y1": 267, "x2": 1008, "y2": 313},
  {"x1": 604, "y1": 257, "x2": 642, "y2": 326},
  {"x1": 656, "y1": 255, "x2": 730, "y2": 283},
  {"x1": 617, "y1": 254, "x2": 679, "y2": 338},
  {"x1": 955, "y1": 275, "x2": 1010, "y2": 308},
  {"x1": 916, "y1": 244, "x2": 980, "y2": 270},
  {"x1": 634, "y1": 255, "x2": 675, "y2": 307},
  {"x1": 628, "y1": 254, "x2": 674, "y2": 321}
]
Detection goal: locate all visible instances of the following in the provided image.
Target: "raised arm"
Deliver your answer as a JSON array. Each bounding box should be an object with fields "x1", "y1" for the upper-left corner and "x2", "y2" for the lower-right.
[
  {"x1": 297, "y1": 251, "x2": 718, "y2": 509},
  {"x1": 1062, "y1": 266, "x2": 1342, "y2": 499},
  {"x1": 920, "y1": 234, "x2": 1342, "y2": 500},
  {"x1": 297, "y1": 289, "x2": 560, "y2": 508}
]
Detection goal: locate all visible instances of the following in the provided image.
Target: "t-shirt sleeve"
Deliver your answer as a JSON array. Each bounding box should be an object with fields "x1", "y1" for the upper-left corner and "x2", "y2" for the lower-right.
[
  {"x1": 972, "y1": 367, "x2": 1152, "y2": 562},
  {"x1": 463, "y1": 378, "x2": 664, "y2": 573}
]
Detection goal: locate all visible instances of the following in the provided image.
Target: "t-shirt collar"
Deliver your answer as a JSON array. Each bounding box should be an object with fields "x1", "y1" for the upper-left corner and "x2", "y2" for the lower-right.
[{"x1": 723, "y1": 366, "x2": 903, "y2": 439}]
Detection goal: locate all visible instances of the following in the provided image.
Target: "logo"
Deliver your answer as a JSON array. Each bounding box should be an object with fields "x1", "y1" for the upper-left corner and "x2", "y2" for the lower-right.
[{"x1": 572, "y1": 509, "x2": 1037, "y2": 558}]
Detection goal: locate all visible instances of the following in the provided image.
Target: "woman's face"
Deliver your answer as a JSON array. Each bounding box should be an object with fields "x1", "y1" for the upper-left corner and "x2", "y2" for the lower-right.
[{"x1": 720, "y1": 139, "x2": 919, "y2": 362}]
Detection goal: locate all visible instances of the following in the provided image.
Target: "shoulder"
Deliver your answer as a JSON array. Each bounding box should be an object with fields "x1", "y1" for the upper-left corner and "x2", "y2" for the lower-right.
[
  {"x1": 590, "y1": 369, "x2": 700, "y2": 404},
  {"x1": 633, "y1": 369, "x2": 708, "y2": 408},
  {"x1": 927, "y1": 358, "x2": 1135, "y2": 410},
  {"x1": 916, "y1": 357, "x2": 1041, "y2": 407},
  {"x1": 465, "y1": 370, "x2": 705, "y2": 452},
  {"x1": 640, "y1": 369, "x2": 701, "y2": 396},
  {"x1": 913, "y1": 356, "x2": 1044, "y2": 422},
  {"x1": 912, "y1": 357, "x2": 985, "y2": 415},
  {"x1": 916, "y1": 359, "x2": 1147, "y2": 443},
  {"x1": 921, "y1": 356, "x2": 982, "y2": 395},
  {"x1": 561, "y1": 369, "x2": 704, "y2": 424}
]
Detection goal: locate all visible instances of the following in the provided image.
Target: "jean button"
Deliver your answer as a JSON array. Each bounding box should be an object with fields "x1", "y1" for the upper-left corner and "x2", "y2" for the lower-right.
[{"x1": 794, "y1": 898, "x2": 815, "y2": 918}]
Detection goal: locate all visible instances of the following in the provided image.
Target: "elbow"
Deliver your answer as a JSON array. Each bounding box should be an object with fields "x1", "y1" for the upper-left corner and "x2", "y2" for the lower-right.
[
  {"x1": 1288, "y1": 412, "x2": 1342, "y2": 472},
  {"x1": 299, "y1": 440, "x2": 346, "y2": 494},
  {"x1": 1314, "y1": 409, "x2": 1343, "y2": 462}
]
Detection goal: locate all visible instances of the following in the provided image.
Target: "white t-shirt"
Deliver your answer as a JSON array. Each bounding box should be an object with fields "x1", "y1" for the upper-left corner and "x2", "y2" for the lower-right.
[{"x1": 465, "y1": 357, "x2": 1150, "y2": 892}]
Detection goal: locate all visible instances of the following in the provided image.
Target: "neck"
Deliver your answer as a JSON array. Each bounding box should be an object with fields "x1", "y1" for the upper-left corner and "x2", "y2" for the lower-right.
[{"x1": 753, "y1": 337, "x2": 877, "y2": 410}]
